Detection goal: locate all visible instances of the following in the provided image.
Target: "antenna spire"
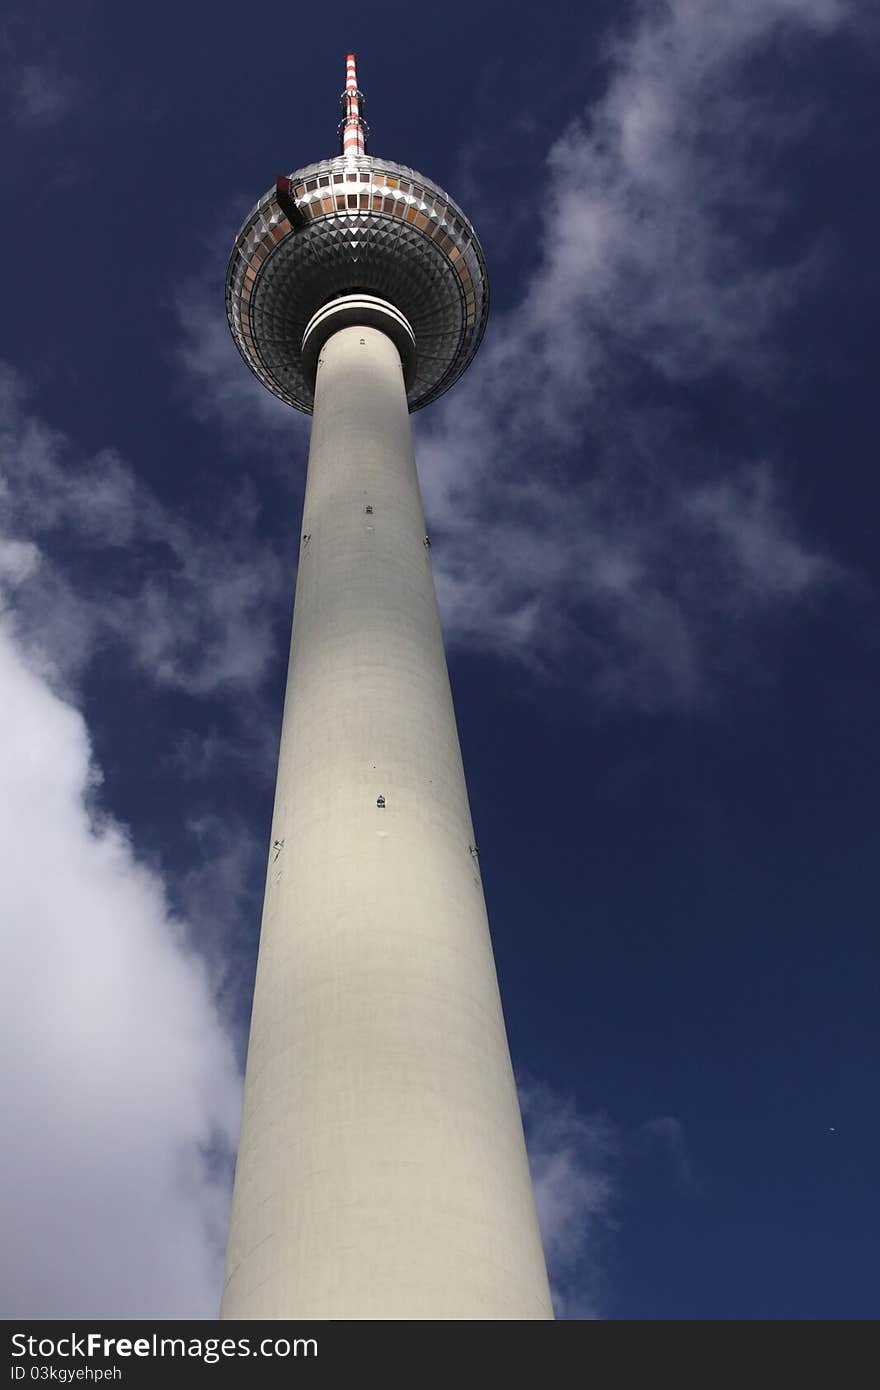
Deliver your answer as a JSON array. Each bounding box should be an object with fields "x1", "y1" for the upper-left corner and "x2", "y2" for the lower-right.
[{"x1": 339, "y1": 52, "x2": 368, "y2": 157}]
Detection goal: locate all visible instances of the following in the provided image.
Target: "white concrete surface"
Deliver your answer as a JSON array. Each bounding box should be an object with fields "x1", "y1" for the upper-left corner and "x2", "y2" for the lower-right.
[{"x1": 221, "y1": 321, "x2": 553, "y2": 1320}]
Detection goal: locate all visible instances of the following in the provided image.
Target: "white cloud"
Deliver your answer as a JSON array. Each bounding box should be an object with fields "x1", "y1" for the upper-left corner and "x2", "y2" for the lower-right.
[
  {"x1": 519, "y1": 1082, "x2": 617, "y2": 1319},
  {"x1": 0, "y1": 368, "x2": 273, "y2": 1314},
  {"x1": 0, "y1": 605, "x2": 241, "y2": 1317},
  {"x1": 414, "y1": 0, "x2": 854, "y2": 707}
]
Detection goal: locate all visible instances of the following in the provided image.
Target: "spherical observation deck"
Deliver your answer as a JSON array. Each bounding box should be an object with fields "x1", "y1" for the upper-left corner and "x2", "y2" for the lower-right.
[{"x1": 225, "y1": 154, "x2": 489, "y2": 414}]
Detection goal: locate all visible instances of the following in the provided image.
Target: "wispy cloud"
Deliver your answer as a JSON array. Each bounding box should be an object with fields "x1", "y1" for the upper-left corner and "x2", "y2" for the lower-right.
[
  {"x1": 11, "y1": 63, "x2": 76, "y2": 126},
  {"x1": 641, "y1": 1114, "x2": 700, "y2": 1195},
  {"x1": 173, "y1": 231, "x2": 309, "y2": 461},
  {"x1": 169, "y1": 7, "x2": 855, "y2": 711},
  {"x1": 0, "y1": 0, "x2": 853, "y2": 1319},
  {"x1": 519, "y1": 1082, "x2": 617, "y2": 1318},
  {"x1": 520, "y1": 1088, "x2": 704, "y2": 1316},
  {"x1": 174, "y1": 810, "x2": 269, "y2": 1024},
  {"x1": 0, "y1": 363, "x2": 286, "y2": 698},
  {"x1": 414, "y1": 0, "x2": 854, "y2": 707}
]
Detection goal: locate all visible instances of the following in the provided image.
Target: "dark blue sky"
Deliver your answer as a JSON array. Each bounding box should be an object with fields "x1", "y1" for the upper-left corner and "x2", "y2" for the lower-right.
[{"x1": 1, "y1": 0, "x2": 877, "y2": 1319}]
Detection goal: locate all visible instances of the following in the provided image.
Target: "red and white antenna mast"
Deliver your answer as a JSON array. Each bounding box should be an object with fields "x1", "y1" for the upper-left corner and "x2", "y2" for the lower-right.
[{"x1": 339, "y1": 52, "x2": 368, "y2": 157}]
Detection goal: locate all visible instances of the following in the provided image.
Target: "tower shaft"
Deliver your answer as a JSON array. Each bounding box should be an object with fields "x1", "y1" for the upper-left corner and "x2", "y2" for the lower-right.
[{"x1": 221, "y1": 321, "x2": 553, "y2": 1319}]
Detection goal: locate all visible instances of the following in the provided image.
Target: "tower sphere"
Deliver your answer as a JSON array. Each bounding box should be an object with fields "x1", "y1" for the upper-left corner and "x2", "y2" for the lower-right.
[{"x1": 226, "y1": 153, "x2": 490, "y2": 413}]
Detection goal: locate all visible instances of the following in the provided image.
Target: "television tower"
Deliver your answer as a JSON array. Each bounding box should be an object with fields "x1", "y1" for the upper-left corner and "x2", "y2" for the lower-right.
[{"x1": 221, "y1": 54, "x2": 553, "y2": 1320}]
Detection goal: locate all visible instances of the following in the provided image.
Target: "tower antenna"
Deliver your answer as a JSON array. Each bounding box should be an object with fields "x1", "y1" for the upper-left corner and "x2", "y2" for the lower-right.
[{"x1": 339, "y1": 51, "x2": 368, "y2": 157}]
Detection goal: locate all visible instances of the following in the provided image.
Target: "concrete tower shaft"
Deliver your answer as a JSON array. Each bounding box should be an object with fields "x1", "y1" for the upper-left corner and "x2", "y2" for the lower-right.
[
  {"x1": 222, "y1": 57, "x2": 553, "y2": 1320},
  {"x1": 221, "y1": 314, "x2": 553, "y2": 1317}
]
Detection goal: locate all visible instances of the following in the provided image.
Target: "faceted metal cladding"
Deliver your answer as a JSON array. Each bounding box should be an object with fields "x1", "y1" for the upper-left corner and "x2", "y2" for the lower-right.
[{"x1": 226, "y1": 154, "x2": 489, "y2": 413}]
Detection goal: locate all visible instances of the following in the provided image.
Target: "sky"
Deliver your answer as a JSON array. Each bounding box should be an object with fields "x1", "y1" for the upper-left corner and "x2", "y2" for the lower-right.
[{"x1": 1, "y1": 0, "x2": 878, "y2": 1320}]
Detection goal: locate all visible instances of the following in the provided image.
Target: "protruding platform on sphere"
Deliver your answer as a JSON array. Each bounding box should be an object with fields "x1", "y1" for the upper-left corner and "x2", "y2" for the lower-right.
[{"x1": 301, "y1": 294, "x2": 416, "y2": 391}]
